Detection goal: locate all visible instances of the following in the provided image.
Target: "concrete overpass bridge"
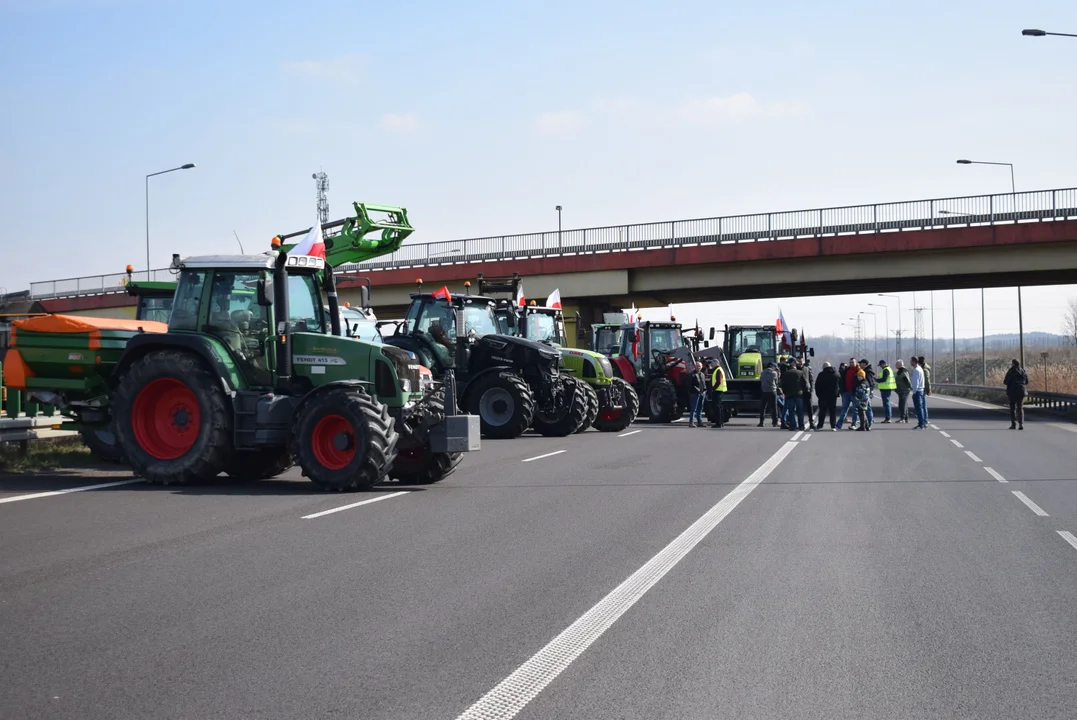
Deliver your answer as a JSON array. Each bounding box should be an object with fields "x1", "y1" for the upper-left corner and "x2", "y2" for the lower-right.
[{"x1": 23, "y1": 187, "x2": 1077, "y2": 345}]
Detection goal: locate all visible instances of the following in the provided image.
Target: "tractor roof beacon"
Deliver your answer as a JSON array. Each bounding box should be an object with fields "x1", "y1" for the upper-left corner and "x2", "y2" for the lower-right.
[
  {"x1": 383, "y1": 281, "x2": 587, "y2": 439},
  {"x1": 5, "y1": 202, "x2": 480, "y2": 490}
]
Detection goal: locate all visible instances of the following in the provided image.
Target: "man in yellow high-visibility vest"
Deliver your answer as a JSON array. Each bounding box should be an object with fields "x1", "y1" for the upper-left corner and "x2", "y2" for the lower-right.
[
  {"x1": 709, "y1": 360, "x2": 727, "y2": 428},
  {"x1": 876, "y1": 359, "x2": 897, "y2": 423}
]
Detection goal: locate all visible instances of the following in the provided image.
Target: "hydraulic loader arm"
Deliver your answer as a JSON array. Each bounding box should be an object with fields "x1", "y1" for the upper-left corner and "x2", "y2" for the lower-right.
[{"x1": 278, "y1": 202, "x2": 414, "y2": 268}]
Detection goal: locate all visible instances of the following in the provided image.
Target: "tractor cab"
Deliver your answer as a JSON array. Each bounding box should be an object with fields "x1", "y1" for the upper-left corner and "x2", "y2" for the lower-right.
[
  {"x1": 610, "y1": 320, "x2": 694, "y2": 423},
  {"x1": 123, "y1": 266, "x2": 177, "y2": 324},
  {"x1": 519, "y1": 305, "x2": 566, "y2": 346},
  {"x1": 335, "y1": 303, "x2": 380, "y2": 342},
  {"x1": 723, "y1": 325, "x2": 778, "y2": 380}
]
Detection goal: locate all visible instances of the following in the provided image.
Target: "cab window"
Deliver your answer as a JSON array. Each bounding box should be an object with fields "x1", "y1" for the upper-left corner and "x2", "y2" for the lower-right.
[
  {"x1": 287, "y1": 274, "x2": 325, "y2": 334},
  {"x1": 169, "y1": 271, "x2": 206, "y2": 331}
]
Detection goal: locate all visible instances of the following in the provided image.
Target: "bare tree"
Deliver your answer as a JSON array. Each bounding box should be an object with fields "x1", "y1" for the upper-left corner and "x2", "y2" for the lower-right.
[{"x1": 1064, "y1": 297, "x2": 1077, "y2": 347}]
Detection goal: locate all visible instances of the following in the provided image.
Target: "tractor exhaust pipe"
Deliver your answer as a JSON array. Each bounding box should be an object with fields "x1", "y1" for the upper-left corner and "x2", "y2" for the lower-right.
[
  {"x1": 274, "y1": 250, "x2": 292, "y2": 390},
  {"x1": 325, "y1": 264, "x2": 342, "y2": 337}
]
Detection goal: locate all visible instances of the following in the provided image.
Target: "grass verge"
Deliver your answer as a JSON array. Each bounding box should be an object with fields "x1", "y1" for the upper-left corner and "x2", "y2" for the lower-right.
[{"x1": 0, "y1": 436, "x2": 104, "y2": 474}]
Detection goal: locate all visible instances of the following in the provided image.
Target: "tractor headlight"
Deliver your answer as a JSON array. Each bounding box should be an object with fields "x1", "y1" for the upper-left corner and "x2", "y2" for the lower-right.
[
  {"x1": 399, "y1": 378, "x2": 412, "y2": 393},
  {"x1": 598, "y1": 356, "x2": 613, "y2": 377}
]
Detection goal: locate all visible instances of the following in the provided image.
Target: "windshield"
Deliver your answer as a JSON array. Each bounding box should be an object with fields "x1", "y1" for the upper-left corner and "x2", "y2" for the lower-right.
[
  {"x1": 287, "y1": 274, "x2": 325, "y2": 334},
  {"x1": 732, "y1": 328, "x2": 776, "y2": 356},
  {"x1": 410, "y1": 298, "x2": 500, "y2": 338},
  {"x1": 594, "y1": 326, "x2": 621, "y2": 355},
  {"x1": 137, "y1": 295, "x2": 173, "y2": 323},
  {"x1": 650, "y1": 327, "x2": 682, "y2": 353},
  {"x1": 525, "y1": 311, "x2": 560, "y2": 344},
  {"x1": 338, "y1": 308, "x2": 379, "y2": 342}
]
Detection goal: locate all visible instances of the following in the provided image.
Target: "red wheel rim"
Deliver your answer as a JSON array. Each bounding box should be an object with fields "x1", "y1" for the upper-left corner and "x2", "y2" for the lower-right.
[
  {"x1": 599, "y1": 409, "x2": 621, "y2": 421},
  {"x1": 311, "y1": 414, "x2": 355, "y2": 470},
  {"x1": 131, "y1": 378, "x2": 201, "y2": 460}
]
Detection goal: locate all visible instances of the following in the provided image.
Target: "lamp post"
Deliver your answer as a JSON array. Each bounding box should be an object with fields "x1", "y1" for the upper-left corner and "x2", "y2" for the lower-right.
[
  {"x1": 860, "y1": 311, "x2": 878, "y2": 363},
  {"x1": 1041, "y1": 351, "x2": 1049, "y2": 392},
  {"x1": 956, "y1": 158, "x2": 1024, "y2": 367},
  {"x1": 1022, "y1": 28, "x2": 1077, "y2": 38},
  {"x1": 981, "y1": 288, "x2": 986, "y2": 384},
  {"x1": 146, "y1": 163, "x2": 196, "y2": 279},
  {"x1": 555, "y1": 205, "x2": 563, "y2": 251},
  {"x1": 879, "y1": 294, "x2": 902, "y2": 359},
  {"x1": 952, "y1": 289, "x2": 957, "y2": 384},
  {"x1": 868, "y1": 302, "x2": 890, "y2": 361}
]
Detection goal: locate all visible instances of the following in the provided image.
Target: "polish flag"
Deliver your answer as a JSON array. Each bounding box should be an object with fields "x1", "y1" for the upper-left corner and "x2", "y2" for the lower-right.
[
  {"x1": 432, "y1": 285, "x2": 452, "y2": 302},
  {"x1": 288, "y1": 220, "x2": 326, "y2": 259},
  {"x1": 516, "y1": 283, "x2": 526, "y2": 307},
  {"x1": 545, "y1": 288, "x2": 562, "y2": 309}
]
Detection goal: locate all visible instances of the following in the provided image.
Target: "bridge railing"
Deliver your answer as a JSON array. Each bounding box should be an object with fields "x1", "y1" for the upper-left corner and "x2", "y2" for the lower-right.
[
  {"x1": 935, "y1": 383, "x2": 1077, "y2": 419},
  {"x1": 29, "y1": 187, "x2": 1077, "y2": 299}
]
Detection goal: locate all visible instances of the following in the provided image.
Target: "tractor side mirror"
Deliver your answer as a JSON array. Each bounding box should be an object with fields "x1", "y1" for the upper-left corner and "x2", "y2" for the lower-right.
[
  {"x1": 257, "y1": 276, "x2": 274, "y2": 306},
  {"x1": 360, "y1": 286, "x2": 370, "y2": 309},
  {"x1": 704, "y1": 341, "x2": 710, "y2": 348},
  {"x1": 810, "y1": 348, "x2": 815, "y2": 357},
  {"x1": 709, "y1": 327, "x2": 716, "y2": 340}
]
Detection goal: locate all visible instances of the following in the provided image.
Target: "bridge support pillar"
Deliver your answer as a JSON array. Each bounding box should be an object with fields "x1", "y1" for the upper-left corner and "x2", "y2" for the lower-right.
[{"x1": 563, "y1": 298, "x2": 619, "y2": 349}]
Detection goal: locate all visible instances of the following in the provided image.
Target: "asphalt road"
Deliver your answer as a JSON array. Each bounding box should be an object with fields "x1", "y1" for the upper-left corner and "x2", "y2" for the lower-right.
[{"x1": 1, "y1": 396, "x2": 1076, "y2": 720}]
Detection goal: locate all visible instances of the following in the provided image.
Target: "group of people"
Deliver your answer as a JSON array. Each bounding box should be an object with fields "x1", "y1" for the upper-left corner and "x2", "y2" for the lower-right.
[{"x1": 759, "y1": 354, "x2": 937, "y2": 431}]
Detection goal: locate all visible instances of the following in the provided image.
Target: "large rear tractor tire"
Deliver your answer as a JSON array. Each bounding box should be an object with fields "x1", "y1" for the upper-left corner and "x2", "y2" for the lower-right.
[
  {"x1": 80, "y1": 426, "x2": 123, "y2": 463},
  {"x1": 112, "y1": 350, "x2": 233, "y2": 485},
  {"x1": 225, "y1": 450, "x2": 294, "y2": 481},
  {"x1": 532, "y1": 376, "x2": 588, "y2": 437},
  {"x1": 466, "y1": 371, "x2": 535, "y2": 439},
  {"x1": 574, "y1": 381, "x2": 599, "y2": 434},
  {"x1": 645, "y1": 376, "x2": 680, "y2": 423},
  {"x1": 293, "y1": 388, "x2": 398, "y2": 492},
  {"x1": 593, "y1": 378, "x2": 639, "y2": 432},
  {"x1": 389, "y1": 389, "x2": 462, "y2": 485}
]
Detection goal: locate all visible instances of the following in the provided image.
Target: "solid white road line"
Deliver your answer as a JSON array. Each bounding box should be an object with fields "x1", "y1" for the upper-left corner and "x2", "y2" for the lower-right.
[
  {"x1": 522, "y1": 450, "x2": 567, "y2": 463},
  {"x1": 939, "y1": 431, "x2": 951, "y2": 438},
  {"x1": 929, "y1": 423, "x2": 940, "y2": 430},
  {"x1": 618, "y1": 430, "x2": 642, "y2": 438},
  {"x1": 1012, "y1": 491, "x2": 1049, "y2": 517},
  {"x1": 791, "y1": 430, "x2": 804, "y2": 441},
  {"x1": 0, "y1": 479, "x2": 143, "y2": 505},
  {"x1": 933, "y1": 395, "x2": 1005, "y2": 411},
  {"x1": 965, "y1": 450, "x2": 983, "y2": 463},
  {"x1": 301, "y1": 491, "x2": 409, "y2": 519},
  {"x1": 1057, "y1": 531, "x2": 1077, "y2": 552},
  {"x1": 984, "y1": 467, "x2": 1008, "y2": 483},
  {"x1": 1049, "y1": 423, "x2": 1077, "y2": 434},
  {"x1": 950, "y1": 439, "x2": 964, "y2": 448},
  {"x1": 453, "y1": 440, "x2": 801, "y2": 720}
]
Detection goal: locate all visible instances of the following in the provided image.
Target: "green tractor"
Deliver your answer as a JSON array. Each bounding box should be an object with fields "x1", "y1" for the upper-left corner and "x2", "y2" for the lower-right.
[
  {"x1": 5, "y1": 202, "x2": 480, "y2": 489},
  {"x1": 382, "y1": 283, "x2": 587, "y2": 439},
  {"x1": 477, "y1": 274, "x2": 639, "y2": 433}
]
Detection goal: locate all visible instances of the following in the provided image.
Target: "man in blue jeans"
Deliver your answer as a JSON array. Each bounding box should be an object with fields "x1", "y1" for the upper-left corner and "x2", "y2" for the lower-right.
[
  {"x1": 687, "y1": 361, "x2": 707, "y2": 427},
  {"x1": 836, "y1": 356, "x2": 859, "y2": 430},
  {"x1": 910, "y1": 356, "x2": 927, "y2": 429},
  {"x1": 876, "y1": 359, "x2": 896, "y2": 423}
]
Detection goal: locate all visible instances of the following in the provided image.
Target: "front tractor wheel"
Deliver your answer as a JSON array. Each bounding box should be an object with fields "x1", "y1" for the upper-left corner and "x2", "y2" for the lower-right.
[
  {"x1": 646, "y1": 376, "x2": 680, "y2": 423},
  {"x1": 532, "y1": 376, "x2": 588, "y2": 437},
  {"x1": 80, "y1": 426, "x2": 123, "y2": 463},
  {"x1": 389, "y1": 388, "x2": 462, "y2": 485},
  {"x1": 466, "y1": 371, "x2": 535, "y2": 439},
  {"x1": 112, "y1": 350, "x2": 233, "y2": 485},
  {"x1": 574, "y1": 381, "x2": 600, "y2": 434},
  {"x1": 293, "y1": 389, "x2": 398, "y2": 492},
  {"x1": 593, "y1": 378, "x2": 640, "y2": 432}
]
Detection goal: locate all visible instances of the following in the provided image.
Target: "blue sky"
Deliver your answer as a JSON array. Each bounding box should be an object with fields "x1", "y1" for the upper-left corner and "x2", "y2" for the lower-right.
[{"x1": 2, "y1": 0, "x2": 1075, "y2": 335}]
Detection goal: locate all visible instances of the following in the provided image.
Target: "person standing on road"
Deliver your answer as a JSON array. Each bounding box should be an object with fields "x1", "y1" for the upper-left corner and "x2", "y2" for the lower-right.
[
  {"x1": 894, "y1": 359, "x2": 912, "y2": 423},
  {"x1": 814, "y1": 361, "x2": 841, "y2": 430},
  {"x1": 854, "y1": 368, "x2": 872, "y2": 431},
  {"x1": 798, "y1": 358, "x2": 816, "y2": 430},
  {"x1": 759, "y1": 362, "x2": 779, "y2": 427},
  {"x1": 918, "y1": 355, "x2": 932, "y2": 425},
  {"x1": 858, "y1": 359, "x2": 876, "y2": 429},
  {"x1": 709, "y1": 359, "x2": 727, "y2": 428},
  {"x1": 1004, "y1": 358, "x2": 1029, "y2": 430},
  {"x1": 837, "y1": 357, "x2": 860, "y2": 430},
  {"x1": 779, "y1": 360, "x2": 809, "y2": 431},
  {"x1": 876, "y1": 359, "x2": 896, "y2": 423},
  {"x1": 910, "y1": 356, "x2": 927, "y2": 429},
  {"x1": 687, "y1": 361, "x2": 706, "y2": 428}
]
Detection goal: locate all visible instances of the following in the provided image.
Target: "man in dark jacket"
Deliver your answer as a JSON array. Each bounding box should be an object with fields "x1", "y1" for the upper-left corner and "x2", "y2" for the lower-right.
[
  {"x1": 779, "y1": 362, "x2": 810, "y2": 431},
  {"x1": 894, "y1": 359, "x2": 912, "y2": 422},
  {"x1": 687, "y1": 361, "x2": 707, "y2": 427},
  {"x1": 837, "y1": 356, "x2": 860, "y2": 430},
  {"x1": 1004, "y1": 358, "x2": 1029, "y2": 430},
  {"x1": 759, "y1": 362, "x2": 779, "y2": 427},
  {"x1": 814, "y1": 362, "x2": 841, "y2": 430},
  {"x1": 797, "y1": 358, "x2": 816, "y2": 429}
]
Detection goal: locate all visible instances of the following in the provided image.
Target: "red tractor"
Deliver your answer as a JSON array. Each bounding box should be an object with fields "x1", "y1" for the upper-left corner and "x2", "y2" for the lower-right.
[{"x1": 608, "y1": 320, "x2": 695, "y2": 422}]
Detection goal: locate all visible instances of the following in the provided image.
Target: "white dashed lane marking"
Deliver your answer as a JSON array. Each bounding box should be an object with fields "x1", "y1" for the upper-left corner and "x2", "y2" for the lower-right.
[
  {"x1": 301, "y1": 491, "x2": 409, "y2": 520},
  {"x1": 522, "y1": 450, "x2": 567, "y2": 463},
  {"x1": 984, "y1": 467, "x2": 1008, "y2": 483},
  {"x1": 965, "y1": 450, "x2": 982, "y2": 463},
  {"x1": 1057, "y1": 531, "x2": 1077, "y2": 552},
  {"x1": 1012, "y1": 491, "x2": 1049, "y2": 517}
]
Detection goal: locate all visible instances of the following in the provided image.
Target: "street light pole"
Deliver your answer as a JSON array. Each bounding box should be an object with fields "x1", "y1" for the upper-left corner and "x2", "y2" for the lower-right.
[
  {"x1": 869, "y1": 302, "x2": 889, "y2": 361},
  {"x1": 952, "y1": 289, "x2": 957, "y2": 383},
  {"x1": 555, "y1": 205, "x2": 562, "y2": 251},
  {"x1": 956, "y1": 158, "x2": 1023, "y2": 367},
  {"x1": 860, "y1": 311, "x2": 878, "y2": 362},
  {"x1": 981, "y1": 288, "x2": 986, "y2": 384},
  {"x1": 146, "y1": 163, "x2": 196, "y2": 278},
  {"x1": 879, "y1": 294, "x2": 902, "y2": 359}
]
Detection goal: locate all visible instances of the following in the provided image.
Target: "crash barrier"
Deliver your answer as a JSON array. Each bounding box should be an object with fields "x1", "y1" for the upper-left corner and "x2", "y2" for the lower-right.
[{"x1": 935, "y1": 383, "x2": 1077, "y2": 421}]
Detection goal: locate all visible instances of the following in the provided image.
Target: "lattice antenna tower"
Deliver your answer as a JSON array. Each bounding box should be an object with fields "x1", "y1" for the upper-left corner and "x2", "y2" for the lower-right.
[
  {"x1": 313, "y1": 171, "x2": 330, "y2": 226},
  {"x1": 912, "y1": 307, "x2": 926, "y2": 357},
  {"x1": 851, "y1": 318, "x2": 864, "y2": 359}
]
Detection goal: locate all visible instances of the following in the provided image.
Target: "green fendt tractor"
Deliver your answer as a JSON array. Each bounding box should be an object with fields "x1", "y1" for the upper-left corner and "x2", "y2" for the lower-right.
[
  {"x1": 477, "y1": 274, "x2": 639, "y2": 433},
  {"x1": 5, "y1": 202, "x2": 480, "y2": 490},
  {"x1": 383, "y1": 283, "x2": 587, "y2": 439}
]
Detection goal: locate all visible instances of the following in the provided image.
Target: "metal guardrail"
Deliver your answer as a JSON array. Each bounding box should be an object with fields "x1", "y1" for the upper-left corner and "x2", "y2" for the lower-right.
[
  {"x1": 936, "y1": 383, "x2": 1077, "y2": 415},
  {"x1": 28, "y1": 187, "x2": 1077, "y2": 300},
  {"x1": 0, "y1": 415, "x2": 76, "y2": 445}
]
